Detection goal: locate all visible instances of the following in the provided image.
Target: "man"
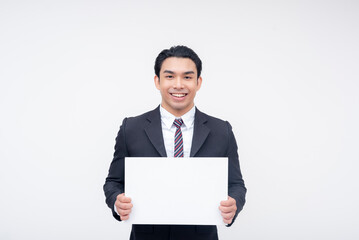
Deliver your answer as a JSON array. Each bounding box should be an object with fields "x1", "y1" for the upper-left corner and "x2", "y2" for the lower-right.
[{"x1": 104, "y1": 45, "x2": 246, "y2": 240}]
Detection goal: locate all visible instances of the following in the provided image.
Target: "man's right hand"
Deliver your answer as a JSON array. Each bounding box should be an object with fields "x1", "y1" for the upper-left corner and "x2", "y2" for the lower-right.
[{"x1": 115, "y1": 193, "x2": 133, "y2": 220}]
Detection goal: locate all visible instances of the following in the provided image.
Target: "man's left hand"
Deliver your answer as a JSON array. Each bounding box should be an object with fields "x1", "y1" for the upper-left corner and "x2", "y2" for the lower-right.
[{"x1": 219, "y1": 196, "x2": 237, "y2": 224}]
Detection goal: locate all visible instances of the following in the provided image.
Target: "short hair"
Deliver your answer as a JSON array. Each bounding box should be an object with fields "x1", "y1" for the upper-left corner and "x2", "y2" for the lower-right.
[{"x1": 154, "y1": 45, "x2": 202, "y2": 78}]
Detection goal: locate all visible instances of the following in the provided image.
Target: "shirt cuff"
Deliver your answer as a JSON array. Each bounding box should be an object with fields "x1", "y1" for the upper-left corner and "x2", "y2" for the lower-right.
[{"x1": 114, "y1": 203, "x2": 120, "y2": 216}]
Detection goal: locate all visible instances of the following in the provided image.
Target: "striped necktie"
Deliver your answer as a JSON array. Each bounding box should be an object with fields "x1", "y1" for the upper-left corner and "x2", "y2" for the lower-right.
[{"x1": 173, "y1": 118, "x2": 184, "y2": 157}]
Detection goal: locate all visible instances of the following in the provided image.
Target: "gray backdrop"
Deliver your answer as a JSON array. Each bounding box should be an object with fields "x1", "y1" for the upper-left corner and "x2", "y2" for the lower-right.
[{"x1": 1, "y1": 0, "x2": 358, "y2": 239}]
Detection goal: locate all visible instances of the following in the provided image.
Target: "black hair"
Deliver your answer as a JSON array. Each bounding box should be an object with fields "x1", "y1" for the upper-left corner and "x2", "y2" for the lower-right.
[{"x1": 154, "y1": 45, "x2": 202, "y2": 78}]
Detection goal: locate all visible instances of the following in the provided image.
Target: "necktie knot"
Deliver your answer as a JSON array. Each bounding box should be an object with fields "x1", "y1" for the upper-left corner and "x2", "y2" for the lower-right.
[{"x1": 173, "y1": 118, "x2": 183, "y2": 129}]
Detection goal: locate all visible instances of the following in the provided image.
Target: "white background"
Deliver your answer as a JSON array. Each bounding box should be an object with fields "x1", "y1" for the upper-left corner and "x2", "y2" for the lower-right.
[{"x1": 1, "y1": 0, "x2": 358, "y2": 239}]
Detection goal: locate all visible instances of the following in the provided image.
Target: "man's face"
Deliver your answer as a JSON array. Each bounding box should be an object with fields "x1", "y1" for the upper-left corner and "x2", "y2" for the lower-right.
[{"x1": 154, "y1": 57, "x2": 202, "y2": 117}]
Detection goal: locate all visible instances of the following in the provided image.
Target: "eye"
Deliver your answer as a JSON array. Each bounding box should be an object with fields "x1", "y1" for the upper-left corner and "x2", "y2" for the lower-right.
[
  {"x1": 184, "y1": 76, "x2": 192, "y2": 80},
  {"x1": 166, "y1": 75, "x2": 173, "y2": 79}
]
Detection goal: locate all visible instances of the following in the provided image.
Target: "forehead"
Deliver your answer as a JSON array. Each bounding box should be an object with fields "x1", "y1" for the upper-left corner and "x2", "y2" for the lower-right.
[{"x1": 160, "y1": 57, "x2": 197, "y2": 74}]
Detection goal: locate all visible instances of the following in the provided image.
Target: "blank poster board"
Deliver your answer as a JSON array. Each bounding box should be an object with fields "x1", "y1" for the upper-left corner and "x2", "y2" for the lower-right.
[{"x1": 124, "y1": 157, "x2": 228, "y2": 225}]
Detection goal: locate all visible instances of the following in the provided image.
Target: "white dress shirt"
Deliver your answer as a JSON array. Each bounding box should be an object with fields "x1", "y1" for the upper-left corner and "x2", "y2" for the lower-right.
[{"x1": 160, "y1": 105, "x2": 195, "y2": 158}]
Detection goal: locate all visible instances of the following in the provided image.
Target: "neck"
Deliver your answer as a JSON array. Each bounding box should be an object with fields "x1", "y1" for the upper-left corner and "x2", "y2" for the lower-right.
[{"x1": 161, "y1": 103, "x2": 194, "y2": 117}]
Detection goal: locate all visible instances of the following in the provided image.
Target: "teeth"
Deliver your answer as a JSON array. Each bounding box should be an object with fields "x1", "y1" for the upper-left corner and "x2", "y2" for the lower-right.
[{"x1": 172, "y1": 93, "x2": 186, "y2": 97}]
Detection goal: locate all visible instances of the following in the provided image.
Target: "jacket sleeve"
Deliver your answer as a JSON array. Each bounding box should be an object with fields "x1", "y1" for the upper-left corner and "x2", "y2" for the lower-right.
[
  {"x1": 226, "y1": 121, "x2": 247, "y2": 227},
  {"x1": 103, "y1": 118, "x2": 128, "y2": 221}
]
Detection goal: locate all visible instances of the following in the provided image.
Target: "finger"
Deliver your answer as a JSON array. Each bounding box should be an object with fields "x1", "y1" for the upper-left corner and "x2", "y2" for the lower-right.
[
  {"x1": 219, "y1": 201, "x2": 237, "y2": 210},
  {"x1": 116, "y1": 202, "x2": 133, "y2": 210},
  {"x1": 223, "y1": 218, "x2": 232, "y2": 224},
  {"x1": 116, "y1": 193, "x2": 132, "y2": 203},
  {"x1": 118, "y1": 208, "x2": 131, "y2": 216},
  {"x1": 220, "y1": 198, "x2": 235, "y2": 207},
  {"x1": 220, "y1": 200, "x2": 232, "y2": 207},
  {"x1": 121, "y1": 197, "x2": 132, "y2": 203},
  {"x1": 120, "y1": 214, "x2": 130, "y2": 220},
  {"x1": 222, "y1": 213, "x2": 235, "y2": 224},
  {"x1": 219, "y1": 205, "x2": 236, "y2": 213},
  {"x1": 221, "y1": 212, "x2": 235, "y2": 220},
  {"x1": 115, "y1": 198, "x2": 131, "y2": 206},
  {"x1": 116, "y1": 193, "x2": 124, "y2": 201},
  {"x1": 116, "y1": 207, "x2": 130, "y2": 220},
  {"x1": 118, "y1": 194, "x2": 132, "y2": 203}
]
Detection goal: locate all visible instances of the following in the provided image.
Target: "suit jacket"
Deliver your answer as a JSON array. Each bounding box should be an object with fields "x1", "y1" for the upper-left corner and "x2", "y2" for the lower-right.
[{"x1": 103, "y1": 106, "x2": 246, "y2": 240}]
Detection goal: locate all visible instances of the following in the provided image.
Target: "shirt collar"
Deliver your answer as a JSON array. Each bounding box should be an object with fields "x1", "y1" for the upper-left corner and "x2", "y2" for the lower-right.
[{"x1": 160, "y1": 105, "x2": 196, "y2": 130}]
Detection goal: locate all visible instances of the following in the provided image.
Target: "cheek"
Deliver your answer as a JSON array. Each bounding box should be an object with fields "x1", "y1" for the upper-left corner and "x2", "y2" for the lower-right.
[{"x1": 160, "y1": 88, "x2": 169, "y2": 96}]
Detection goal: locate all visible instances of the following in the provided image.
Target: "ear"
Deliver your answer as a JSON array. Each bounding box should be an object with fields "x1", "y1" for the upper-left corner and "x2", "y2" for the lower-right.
[
  {"x1": 154, "y1": 75, "x2": 160, "y2": 90},
  {"x1": 196, "y1": 76, "x2": 203, "y2": 91}
]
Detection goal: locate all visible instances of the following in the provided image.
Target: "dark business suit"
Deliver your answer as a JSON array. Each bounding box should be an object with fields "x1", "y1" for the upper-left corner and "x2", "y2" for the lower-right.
[{"x1": 104, "y1": 106, "x2": 246, "y2": 240}]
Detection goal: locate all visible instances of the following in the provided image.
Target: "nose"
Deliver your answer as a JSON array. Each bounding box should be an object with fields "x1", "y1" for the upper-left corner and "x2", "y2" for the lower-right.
[{"x1": 173, "y1": 77, "x2": 183, "y2": 89}]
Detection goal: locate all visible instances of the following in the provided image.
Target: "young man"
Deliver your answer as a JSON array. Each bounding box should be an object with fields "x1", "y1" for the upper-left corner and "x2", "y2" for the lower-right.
[{"x1": 104, "y1": 46, "x2": 246, "y2": 240}]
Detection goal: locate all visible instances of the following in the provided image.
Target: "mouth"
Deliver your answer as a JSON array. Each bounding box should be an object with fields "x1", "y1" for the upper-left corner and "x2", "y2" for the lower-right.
[{"x1": 170, "y1": 93, "x2": 188, "y2": 98}]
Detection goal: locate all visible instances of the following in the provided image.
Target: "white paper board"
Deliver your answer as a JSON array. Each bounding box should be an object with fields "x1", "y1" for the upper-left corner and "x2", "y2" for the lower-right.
[{"x1": 124, "y1": 157, "x2": 228, "y2": 225}]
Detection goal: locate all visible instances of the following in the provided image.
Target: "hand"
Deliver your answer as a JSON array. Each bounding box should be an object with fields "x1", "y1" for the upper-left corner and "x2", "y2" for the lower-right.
[
  {"x1": 219, "y1": 196, "x2": 237, "y2": 224},
  {"x1": 115, "y1": 193, "x2": 133, "y2": 220}
]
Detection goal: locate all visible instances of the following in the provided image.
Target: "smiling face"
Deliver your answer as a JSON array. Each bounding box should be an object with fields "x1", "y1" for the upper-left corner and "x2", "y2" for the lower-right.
[{"x1": 154, "y1": 57, "x2": 202, "y2": 117}]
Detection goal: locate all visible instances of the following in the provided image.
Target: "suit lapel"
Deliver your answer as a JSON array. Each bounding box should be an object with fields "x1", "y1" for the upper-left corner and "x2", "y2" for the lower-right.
[
  {"x1": 190, "y1": 108, "x2": 210, "y2": 157},
  {"x1": 144, "y1": 106, "x2": 167, "y2": 157}
]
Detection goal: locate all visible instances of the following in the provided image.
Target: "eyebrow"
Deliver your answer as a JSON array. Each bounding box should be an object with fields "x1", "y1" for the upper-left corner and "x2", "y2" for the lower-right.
[{"x1": 163, "y1": 70, "x2": 195, "y2": 75}]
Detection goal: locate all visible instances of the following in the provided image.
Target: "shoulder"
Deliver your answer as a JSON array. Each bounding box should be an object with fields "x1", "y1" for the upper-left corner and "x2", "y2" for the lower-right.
[
  {"x1": 120, "y1": 106, "x2": 160, "y2": 128},
  {"x1": 196, "y1": 108, "x2": 232, "y2": 129},
  {"x1": 126, "y1": 107, "x2": 158, "y2": 121}
]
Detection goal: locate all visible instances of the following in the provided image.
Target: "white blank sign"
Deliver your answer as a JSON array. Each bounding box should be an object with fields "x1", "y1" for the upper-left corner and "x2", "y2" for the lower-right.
[{"x1": 124, "y1": 157, "x2": 228, "y2": 225}]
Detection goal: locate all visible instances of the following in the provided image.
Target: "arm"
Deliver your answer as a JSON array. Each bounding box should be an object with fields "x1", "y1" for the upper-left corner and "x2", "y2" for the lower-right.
[
  {"x1": 103, "y1": 118, "x2": 128, "y2": 221},
  {"x1": 224, "y1": 121, "x2": 247, "y2": 226}
]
